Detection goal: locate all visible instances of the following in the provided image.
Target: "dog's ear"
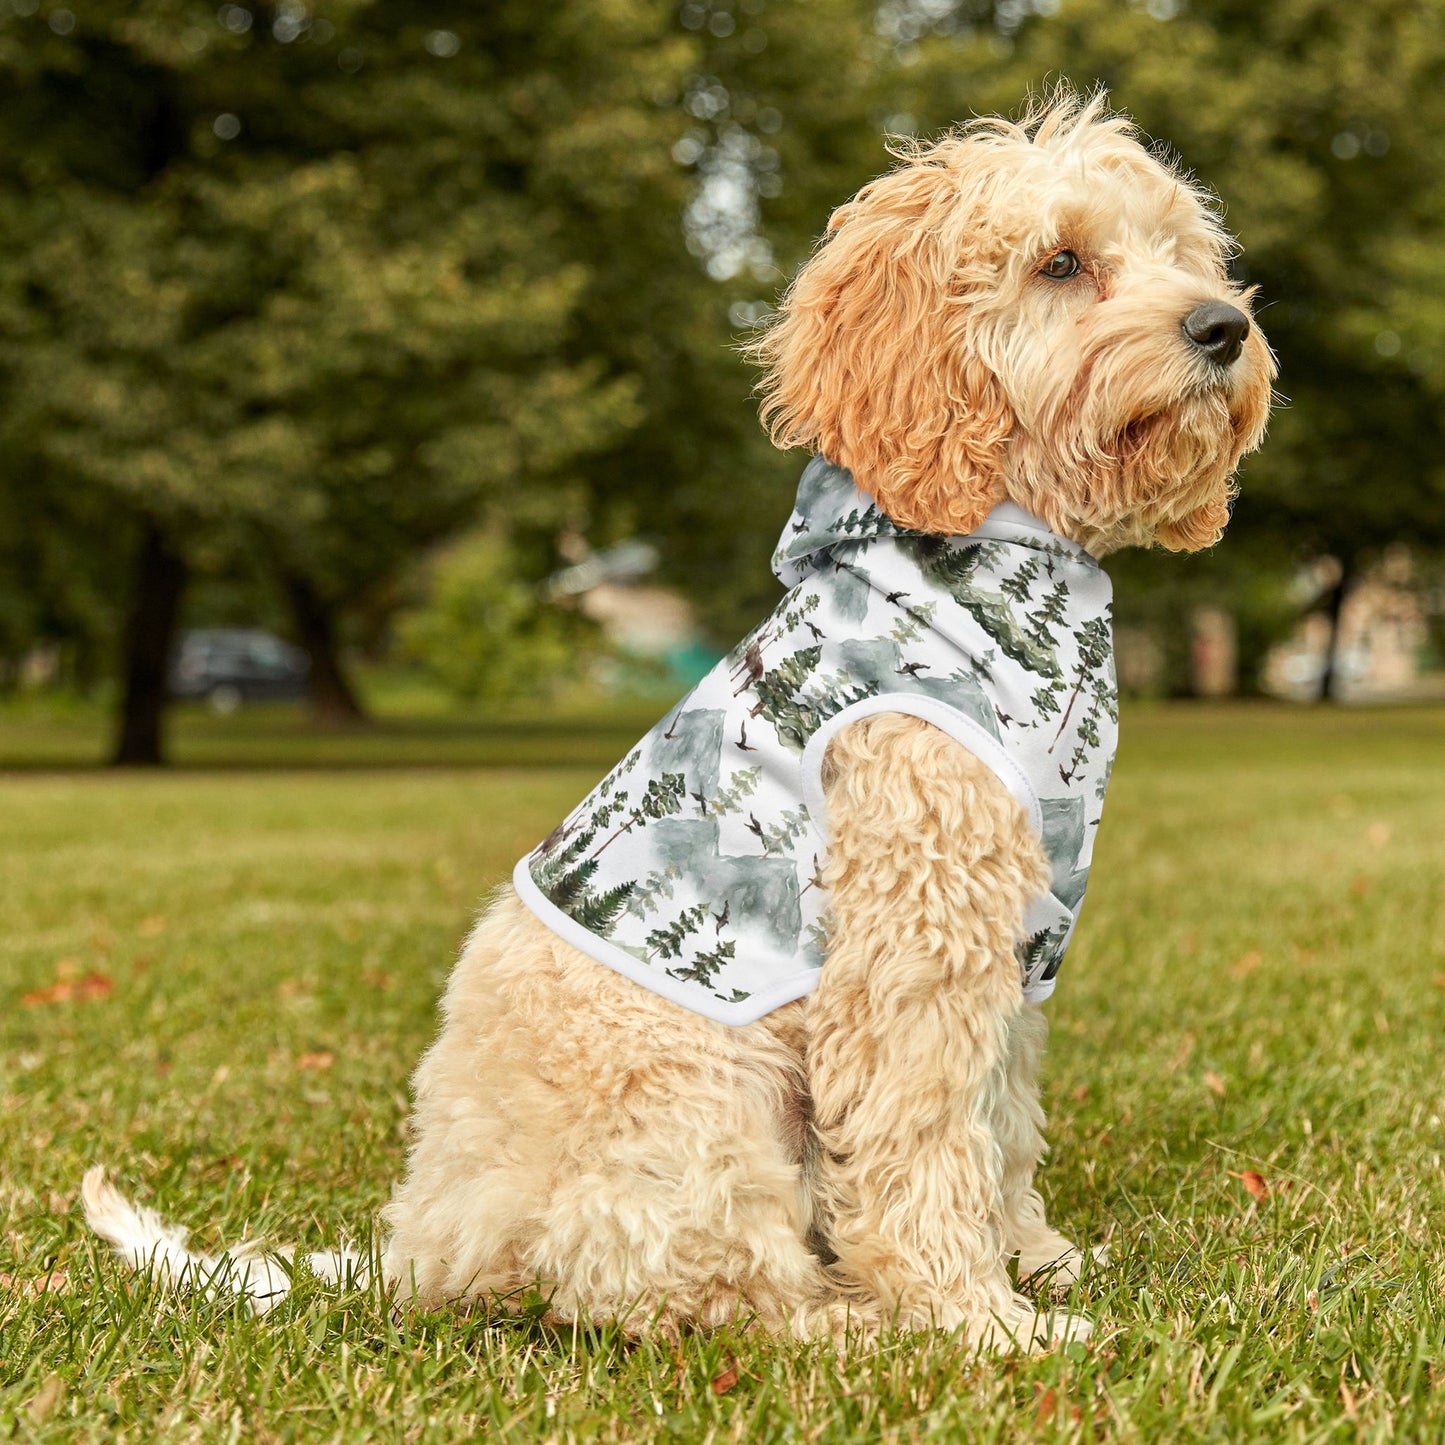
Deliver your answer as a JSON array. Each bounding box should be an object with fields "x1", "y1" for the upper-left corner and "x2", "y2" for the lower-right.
[{"x1": 750, "y1": 150, "x2": 1012, "y2": 535}]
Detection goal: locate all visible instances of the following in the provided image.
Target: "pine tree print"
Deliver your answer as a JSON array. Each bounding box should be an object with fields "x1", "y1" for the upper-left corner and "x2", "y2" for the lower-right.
[
  {"x1": 571, "y1": 881, "x2": 636, "y2": 936},
  {"x1": 700, "y1": 766, "x2": 761, "y2": 818},
  {"x1": 1019, "y1": 926, "x2": 1065, "y2": 979},
  {"x1": 999, "y1": 557, "x2": 1040, "y2": 605},
  {"x1": 590, "y1": 773, "x2": 686, "y2": 858},
  {"x1": 750, "y1": 645, "x2": 876, "y2": 751},
  {"x1": 1050, "y1": 615, "x2": 1117, "y2": 781},
  {"x1": 889, "y1": 598, "x2": 936, "y2": 646},
  {"x1": 779, "y1": 592, "x2": 821, "y2": 637},
  {"x1": 759, "y1": 805, "x2": 810, "y2": 855},
  {"x1": 645, "y1": 902, "x2": 710, "y2": 960},
  {"x1": 532, "y1": 824, "x2": 599, "y2": 905},
  {"x1": 901, "y1": 538, "x2": 1060, "y2": 679},
  {"x1": 667, "y1": 938, "x2": 736, "y2": 989},
  {"x1": 625, "y1": 865, "x2": 683, "y2": 919},
  {"x1": 1026, "y1": 578, "x2": 1070, "y2": 652}
]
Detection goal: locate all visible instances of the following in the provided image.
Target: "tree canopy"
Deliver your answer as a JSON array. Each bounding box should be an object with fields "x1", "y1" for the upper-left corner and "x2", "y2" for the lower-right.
[{"x1": 1, "y1": 0, "x2": 1442, "y2": 752}]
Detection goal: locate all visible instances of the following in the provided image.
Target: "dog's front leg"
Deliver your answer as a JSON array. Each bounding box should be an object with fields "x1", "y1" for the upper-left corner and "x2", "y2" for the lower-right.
[{"x1": 806, "y1": 713, "x2": 1088, "y2": 1349}]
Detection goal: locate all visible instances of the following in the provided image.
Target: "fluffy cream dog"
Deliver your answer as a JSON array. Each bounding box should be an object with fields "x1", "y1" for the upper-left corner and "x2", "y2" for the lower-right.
[{"x1": 86, "y1": 91, "x2": 1273, "y2": 1350}]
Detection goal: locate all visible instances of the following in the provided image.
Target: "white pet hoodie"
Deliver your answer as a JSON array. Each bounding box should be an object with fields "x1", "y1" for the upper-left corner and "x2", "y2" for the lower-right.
[{"x1": 515, "y1": 457, "x2": 1118, "y2": 1025}]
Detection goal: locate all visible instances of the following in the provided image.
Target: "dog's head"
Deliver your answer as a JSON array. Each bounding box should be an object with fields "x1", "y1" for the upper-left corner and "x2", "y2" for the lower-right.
[{"x1": 751, "y1": 90, "x2": 1275, "y2": 554}]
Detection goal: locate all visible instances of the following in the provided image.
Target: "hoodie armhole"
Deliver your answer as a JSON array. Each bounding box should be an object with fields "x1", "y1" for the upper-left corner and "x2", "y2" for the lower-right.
[{"x1": 798, "y1": 693, "x2": 1044, "y2": 843}]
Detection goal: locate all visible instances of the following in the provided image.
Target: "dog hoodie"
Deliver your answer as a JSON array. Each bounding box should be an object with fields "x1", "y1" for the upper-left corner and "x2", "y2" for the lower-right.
[{"x1": 514, "y1": 457, "x2": 1118, "y2": 1025}]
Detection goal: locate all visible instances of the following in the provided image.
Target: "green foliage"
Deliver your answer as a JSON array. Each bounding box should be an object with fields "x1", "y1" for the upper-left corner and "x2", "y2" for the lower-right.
[
  {"x1": 7, "y1": 0, "x2": 1445, "y2": 717},
  {"x1": 395, "y1": 533, "x2": 592, "y2": 705},
  {"x1": 0, "y1": 0, "x2": 880, "y2": 686}
]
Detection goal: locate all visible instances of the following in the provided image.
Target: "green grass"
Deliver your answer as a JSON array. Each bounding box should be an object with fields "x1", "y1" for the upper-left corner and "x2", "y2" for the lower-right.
[{"x1": 2, "y1": 702, "x2": 1443, "y2": 1442}]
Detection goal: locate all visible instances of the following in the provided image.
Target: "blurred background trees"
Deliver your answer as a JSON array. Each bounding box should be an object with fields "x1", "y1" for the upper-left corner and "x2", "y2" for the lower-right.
[{"x1": 1, "y1": 0, "x2": 1442, "y2": 761}]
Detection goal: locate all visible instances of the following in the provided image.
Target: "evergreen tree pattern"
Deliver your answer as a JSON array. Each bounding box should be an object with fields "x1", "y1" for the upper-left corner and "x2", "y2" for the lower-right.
[
  {"x1": 899, "y1": 537, "x2": 1061, "y2": 679},
  {"x1": 1000, "y1": 556, "x2": 1040, "y2": 604},
  {"x1": 667, "y1": 938, "x2": 736, "y2": 989},
  {"x1": 1049, "y1": 613, "x2": 1118, "y2": 783},
  {"x1": 700, "y1": 766, "x2": 761, "y2": 817},
  {"x1": 748, "y1": 644, "x2": 878, "y2": 751},
  {"x1": 590, "y1": 772, "x2": 685, "y2": 858},
  {"x1": 531, "y1": 824, "x2": 599, "y2": 904},
  {"x1": 1018, "y1": 923, "x2": 1070, "y2": 981},
  {"x1": 759, "y1": 805, "x2": 810, "y2": 856},
  {"x1": 889, "y1": 598, "x2": 936, "y2": 646},
  {"x1": 572, "y1": 881, "x2": 636, "y2": 935},
  {"x1": 1026, "y1": 579, "x2": 1070, "y2": 652},
  {"x1": 646, "y1": 902, "x2": 710, "y2": 960},
  {"x1": 625, "y1": 864, "x2": 683, "y2": 919},
  {"x1": 779, "y1": 592, "x2": 822, "y2": 635}
]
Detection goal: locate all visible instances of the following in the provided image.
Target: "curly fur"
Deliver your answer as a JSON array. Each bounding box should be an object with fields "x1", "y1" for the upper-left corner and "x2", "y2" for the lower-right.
[{"x1": 85, "y1": 88, "x2": 1272, "y2": 1353}]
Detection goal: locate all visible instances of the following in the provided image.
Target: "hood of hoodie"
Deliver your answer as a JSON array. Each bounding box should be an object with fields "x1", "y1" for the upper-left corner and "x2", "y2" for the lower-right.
[{"x1": 771, "y1": 457, "x2": 1096, "y2": 589}]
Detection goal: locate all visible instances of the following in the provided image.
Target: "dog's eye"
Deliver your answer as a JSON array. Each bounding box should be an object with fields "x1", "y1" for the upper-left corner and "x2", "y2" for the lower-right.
[{"x1": 1040, "y1": 250, "x2": 1081, "y2": 280}]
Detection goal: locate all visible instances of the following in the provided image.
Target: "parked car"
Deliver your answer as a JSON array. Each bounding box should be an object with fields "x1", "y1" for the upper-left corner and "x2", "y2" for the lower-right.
[{"x1": 169, "y1": 629, "x2": 310, "y2": 712}]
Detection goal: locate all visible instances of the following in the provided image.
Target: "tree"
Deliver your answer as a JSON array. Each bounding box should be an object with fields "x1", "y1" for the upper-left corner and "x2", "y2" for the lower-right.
[{"x1": 0, "y1": 1, "x2": 703, "y2": 759}]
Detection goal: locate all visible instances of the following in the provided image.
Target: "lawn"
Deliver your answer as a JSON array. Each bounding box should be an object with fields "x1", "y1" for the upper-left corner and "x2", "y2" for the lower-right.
[{"x1": 2, "y1": 701, "x2": 1443, "y2": 1442}]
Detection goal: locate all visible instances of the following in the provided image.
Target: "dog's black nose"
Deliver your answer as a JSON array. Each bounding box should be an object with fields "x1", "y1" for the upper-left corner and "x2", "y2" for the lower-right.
[{"x1": 1182, "y1": 302, "x2": 1250, "y2": 367}]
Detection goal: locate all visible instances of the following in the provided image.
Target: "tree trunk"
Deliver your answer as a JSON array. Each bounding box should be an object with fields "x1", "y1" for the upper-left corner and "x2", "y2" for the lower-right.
[
  {"x1": 1317, "y1": 555, "x2": 1355, "y2": 703},
  {"x1": 112, "y1": 524, "x2": 187, "y2": 766},
  {"x1": 281, "y1": 571, "x2": 366, "y2": 725}
]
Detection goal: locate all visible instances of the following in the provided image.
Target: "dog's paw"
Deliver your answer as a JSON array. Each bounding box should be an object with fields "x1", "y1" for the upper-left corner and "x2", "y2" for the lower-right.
[
  {"x1": 972, "y1": 1295, "x2": 1093, "y2": 1353},
  {"x1": 1017, "y1": 1240, "x2": 1110, "y2": 1293}
]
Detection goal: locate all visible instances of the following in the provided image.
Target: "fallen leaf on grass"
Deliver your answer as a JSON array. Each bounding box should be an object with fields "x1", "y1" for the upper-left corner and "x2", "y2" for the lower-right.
[
  {"x1": 711, "y1": 1357, "x2": 740, "y2": 1396},
  {"x1": 1204, "y1": 1070, "x2": 1227, "y2": 1098},
  {"x1": 361, "y1": 969, "x2": 394, "y2": 992},
  {"x1": 0, "y1": 1268, "x2": 70, "y2": 1299},
  {"x1": 1232, "y1": 950, "x2": 1263, "y2": 977},
  {"x1": 1034, "y1": 1386, "x2": 1058, "y2": 1424},
  {"x1": 1348, "y1": 875, "x2": 1372, "y2": 898},
  {"x1": 1070, "y1": 1083, "x2": 1090, "y2": 1103},
  {"x1": 1228, "y1": 1169, "x2": 1269, "y2": 1201},
  {"x1": 1365, "y1": 822, "x2": 1391, "y2": 849},
  {"x1": 295, "y1": 1051, "x2": 334, "y2": 1071},
  {"x1": 138, "y1": 915, "x2": 167, "y2": 937},
  {"x1": 1433, "y1": 974, "x2": 1445, "y2": 990},
  {"x1": 21, "y1": 972, "x2": 114, "y2": 1006}
]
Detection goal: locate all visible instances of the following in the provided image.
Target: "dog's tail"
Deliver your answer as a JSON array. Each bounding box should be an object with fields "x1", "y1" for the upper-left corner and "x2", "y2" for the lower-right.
[{"x1": 81, "y1": 1165, "x2": 368, "y2": 1315}]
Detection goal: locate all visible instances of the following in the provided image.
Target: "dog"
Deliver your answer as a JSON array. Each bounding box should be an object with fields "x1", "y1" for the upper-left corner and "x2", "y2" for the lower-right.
[{"x1": 85, "y1": 90, "x2": 1273, "y2": 1351}]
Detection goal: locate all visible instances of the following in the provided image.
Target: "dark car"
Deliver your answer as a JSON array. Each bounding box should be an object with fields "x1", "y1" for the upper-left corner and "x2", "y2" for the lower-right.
[{"x1": 170, "y1": 629, "x2": 311, "y2": 712}]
